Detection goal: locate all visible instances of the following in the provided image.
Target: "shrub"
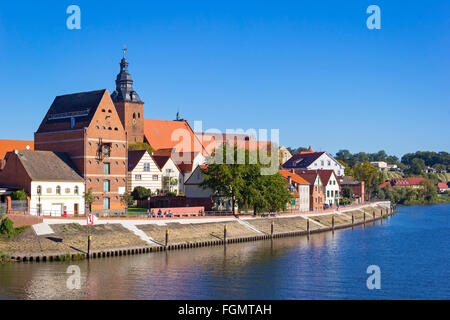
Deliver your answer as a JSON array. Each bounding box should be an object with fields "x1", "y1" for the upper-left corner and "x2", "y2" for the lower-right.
[
  {"x1": 0, "y1": 218, "x2": 14, "y2": 235},
  {"x1": 10, "y1": 189, "x2": 27, "y2": 201}
]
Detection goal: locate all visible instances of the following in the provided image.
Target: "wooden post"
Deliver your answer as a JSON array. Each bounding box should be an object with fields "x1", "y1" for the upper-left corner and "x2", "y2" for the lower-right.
[
  {"x1": 332, "y1": 215, "x2": 335, "y2": 230},
  {"x1": 271, "y1": 221, "x2": 274, "y2": 237},
  {"x1": 352, "y1": 213, "x2": 354, "y2": 225},
  {"x1": 363, "y1": 211, "x2": 366, "y2": 223},
  {"x1": 87, "y1": 235, "x2": 92, "y2": 258},
  {"x1": 307, "y1": 219, "x2": 310, "y2": 233},
  {"x1": 165, "y1": 229, "x2": 169, "y2": 247},
  {"x1": 224, "y1": 225, "x2": 227, "y2": 244},
  {"x1": 373, "y1": 211, "x2": 375, "y2": 219}
]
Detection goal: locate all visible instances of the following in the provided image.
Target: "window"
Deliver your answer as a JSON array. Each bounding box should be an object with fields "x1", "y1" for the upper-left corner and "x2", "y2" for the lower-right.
[
  {"x1": 328, "y1": 161, "x2": 331, "y2": 166},
  {"x1": 74, "y1": 186, "x2": 79, "y2": 195},
  {"x1": 37, "y1": 185, "x2": 42, "y2": 195},
  {"x1": 103, "y1": 180, "x2": 110, "y2": 192},
  {"x1": 56, "y1": 186, "x2": 61, "y2": 195},
  {"x1": 103, "y1": 144, "x2": 111, "y2": 157},
  {"x1": 152, "y1": 175, "x2": 159, "y2": 181},
  {"x1": 71, "y1": 117, "x2": 75, "y2": 129},
  {"x1": 327, "y1": 191, "x2": 330, "y2": 197},
  {"x1": 321, "y1": 161, "x2": 324, "y2": 166},
  {"x1": 135, "y1": 175, "x2": 142, "y2": 181},
  {"x1": 104, "y1": 163, "x2": 110, "y2": 175},
  {"x1": 103, "y1": 197, "x2": 110, "y2": 210},
  {"x1": 143, "y1": 163, "x2": 150, "y2": 172}
]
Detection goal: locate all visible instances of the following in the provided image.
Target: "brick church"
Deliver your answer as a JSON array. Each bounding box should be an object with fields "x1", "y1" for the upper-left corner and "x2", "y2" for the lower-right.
[{"x1": 34, "y1": 54, "x2": 145, "y2": 211}]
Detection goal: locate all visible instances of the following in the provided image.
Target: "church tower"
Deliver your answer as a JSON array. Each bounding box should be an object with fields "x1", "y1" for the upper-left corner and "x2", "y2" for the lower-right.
[{"x1": 111, "y1": 51, "x2": 144, "y2": 144}]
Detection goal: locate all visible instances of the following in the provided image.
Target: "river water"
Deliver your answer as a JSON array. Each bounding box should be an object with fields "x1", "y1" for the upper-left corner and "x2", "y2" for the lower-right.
[{"x1": 0, "y1": 204, "x2": 448, "y2": 300}]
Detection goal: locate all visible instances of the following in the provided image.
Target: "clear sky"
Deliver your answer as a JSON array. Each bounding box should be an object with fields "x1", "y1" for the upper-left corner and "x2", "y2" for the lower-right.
[{"x1": 0, "y1": 1, "x2": 448, "y2": 157}]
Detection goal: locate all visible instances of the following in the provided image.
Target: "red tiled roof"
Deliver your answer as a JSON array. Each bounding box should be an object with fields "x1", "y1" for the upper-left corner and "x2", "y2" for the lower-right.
[
  {"x1": 279, "y1": 169, "x2": 310, "y2": 185},
  {"x1": 295, "y1": 171, "x2": 321, "y2": 186},
  {"x1": 144, "y1": 119, "x2": 208, "y2": 155},
  {"x1": 294, "y1": 169, "x2": 337, "y2": 186},
  {"x1": 437, "y1": 182, "x2": 449, "y2": 189},
  {"x1": 391, "y1": 177, "x2": 424, "y2": 186},
  {"x1": 0, "y1": 140, "x2": 34, "y2": 160}
]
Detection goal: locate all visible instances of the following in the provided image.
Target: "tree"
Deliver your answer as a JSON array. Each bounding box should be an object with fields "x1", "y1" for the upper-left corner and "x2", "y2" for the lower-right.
[
  {"x1": 128, "y1": 142, "x2": 155, "y2": 154},
  {"x1": 10, "y1": 189, "x2": 27, "y2": 201},
  {"x1": 342, "y1": 186, "x2": 353, "y2": 199},
  {"x1": 131, "y1": 186, "x2": 152, "y2": 201},
  {"x1": 120, "y1": 192, "x2": 134, "y2": 207},
  {"x1": 408, "y1": 158, "x2": 426, "y2": 175},
  {"x1": 201, "y1": 145, "x2": 291, "y2": 214},
  {"x1": 420, "y1": 178, "x2": 438, "y2": 203},
  {"x1": 84, "y1": 188, "x2": 94, "y2": 212}
]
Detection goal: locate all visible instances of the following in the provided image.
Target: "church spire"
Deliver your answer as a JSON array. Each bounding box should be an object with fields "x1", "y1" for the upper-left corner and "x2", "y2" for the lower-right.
[{"x1": 111, "y1": 49, "x2": 143, "y2": 103}]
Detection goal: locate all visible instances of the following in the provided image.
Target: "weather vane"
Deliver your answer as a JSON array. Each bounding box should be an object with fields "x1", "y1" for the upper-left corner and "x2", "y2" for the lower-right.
[{"x1": 123, "y1": 45, "x2": 127, "y2": 58}]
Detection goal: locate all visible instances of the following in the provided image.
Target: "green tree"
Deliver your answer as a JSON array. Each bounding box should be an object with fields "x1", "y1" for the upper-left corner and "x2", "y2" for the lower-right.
[
  {"x1": 10, "y1": 189, "x2": 27, "y2": 201},
  {"x1": 131, "y1": 186, "x2": 152, "y2": 201},
  {"x1": 120, "y1": 192, "x2": 134, "y2": 206},
  {"x1": 407, "y1": 158, "x2": 426, "y2": 175},
  {"x1": 83, "y1": 188, "x2": 94, "y2": 212},
  {"x1": 201, "y1": 145, "x2": 291, "y2": 214},
  {"x1": 342, "y1": 186, "x2": 353, "y2": 198},
  {"x1": 420, "y1": 178, "x2": 438, "y2": 203},
  {"x1": 128, "y1": 142, "x2": 155, "y2": 154}
]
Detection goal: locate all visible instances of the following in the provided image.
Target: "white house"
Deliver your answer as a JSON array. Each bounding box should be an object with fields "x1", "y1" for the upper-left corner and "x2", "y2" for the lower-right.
[
  {"x1": 283, "y1": 147, "x2": 346, "y2": 177},
  {"x1": 153, "y1": 148, "x2": 206, "y2": 194},
  {"x1": 0, "y1": 150, "x2": 85, "y2": 216},
  {"x1": 128, "y1": 150, "x2": 162, "y2": 194},
  {"x1": 296, "y1": 169, "x2": 340, "y2": 207}
]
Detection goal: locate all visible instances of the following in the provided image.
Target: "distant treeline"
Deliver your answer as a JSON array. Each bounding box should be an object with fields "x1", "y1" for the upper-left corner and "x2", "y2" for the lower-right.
[{"x1": 287, "y1": 147, "x2": 449, "y2": 171}]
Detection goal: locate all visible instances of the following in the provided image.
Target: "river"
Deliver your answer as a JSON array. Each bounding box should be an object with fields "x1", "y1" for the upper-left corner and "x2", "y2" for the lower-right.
[{"x1": 0, "y1": 204, "x2": 448, "y2": 299}]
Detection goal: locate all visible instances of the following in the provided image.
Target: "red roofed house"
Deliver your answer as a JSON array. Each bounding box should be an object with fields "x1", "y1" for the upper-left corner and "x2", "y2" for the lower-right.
[
  {"x1": 437, "y1": 182, "x2": 449, "y2": 193},
  {"x1": 279, "y1": 169, "x2": 310, "y2": 212},
  {"x1": 295, "y1": 169, "x2": 340, "y2": 207},
  {"x1": 382, "y1": 177, "x2": 425, "y2": 189}
]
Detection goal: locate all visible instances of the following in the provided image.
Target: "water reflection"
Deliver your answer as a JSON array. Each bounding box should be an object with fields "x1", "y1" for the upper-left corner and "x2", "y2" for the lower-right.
[{"x1": 1, "y1": 205, "x2": 448, "y2": 300}]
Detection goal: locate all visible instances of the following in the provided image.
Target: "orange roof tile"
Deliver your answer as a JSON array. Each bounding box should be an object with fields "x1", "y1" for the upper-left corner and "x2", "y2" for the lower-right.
[
  {"x1": 279, "y1": 169, "x2": 310, "y2": 185},
  {"x1": 144, "y1": 119, "x2": 208, "y2": 155},
  {"x1": 0, "y1": 140, "x2": 34, "y2": 160}
]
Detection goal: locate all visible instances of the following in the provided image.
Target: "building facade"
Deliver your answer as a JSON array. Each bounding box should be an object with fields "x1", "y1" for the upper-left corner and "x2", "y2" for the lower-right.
[
  {"x1": 127, "y1": 150, "x2": 162, "y2": 194},
  {"x1": 0, "y1": 150, "x2": 85, "y2": 216},
  {"x1": 283, "y1": 147, "x2": 346, "y2": 177},
  {"x1": 34, "y1": 89, "x2": 128, "y2": 212}
]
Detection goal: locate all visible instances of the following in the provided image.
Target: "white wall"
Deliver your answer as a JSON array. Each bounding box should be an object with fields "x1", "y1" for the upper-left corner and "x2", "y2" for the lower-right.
[
  {"x1": 298, "y1": 184, "x2": 310, "y2": 212},
  {"x1": 307, "y1": 153, "x2": 345, "y2": 177},
  {"x1": 184, "y1": 166, "x2": 214, "y2": 198},
  {"x1": 128, "y1": 152, "x2": 162, "y2": 194},
  {"x1": 324, "y1": 173, "x2": 340, "y2": 206},
  {"x1": 161, "y1": 158, "x2": 183, "y2": 194},
  {"x1": 30, "y1": 181, "x2": 85, "y2": 216}
]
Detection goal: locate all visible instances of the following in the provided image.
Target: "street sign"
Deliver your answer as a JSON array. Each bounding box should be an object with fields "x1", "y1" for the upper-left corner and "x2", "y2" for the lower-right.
[{"x1": 87, "y1": 212, "x2": 95, "y2": 225}]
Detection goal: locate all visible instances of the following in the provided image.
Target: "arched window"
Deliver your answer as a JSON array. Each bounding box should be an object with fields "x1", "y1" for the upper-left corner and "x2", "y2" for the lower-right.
[
  {"x1": 37, "y1": 185, "x2": 42, "y2": 195},
  {"x1": 56, "y1": 186, "x2": 61, "y2": 195},
  {"x1": 74, "y1": 186, "x2": 79, "y2": 195}
]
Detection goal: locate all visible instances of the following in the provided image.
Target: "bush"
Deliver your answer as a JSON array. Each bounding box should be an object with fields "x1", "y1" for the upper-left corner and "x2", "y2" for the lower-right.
[
  {"x1": 0, "y1": 218, "x2": 29, "y2": 238},
  {"x1": 10, "y1": 189, "x2": 27, "y2": 201},
  {"x1": 131, "y1": 186, "x2": 152, "y2": 200},
  {"x1": 0, "y1": 218, "x2": 14, "y2": 235}
]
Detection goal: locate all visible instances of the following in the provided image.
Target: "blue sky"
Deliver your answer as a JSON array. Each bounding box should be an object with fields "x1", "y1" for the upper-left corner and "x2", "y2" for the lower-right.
[{"x1": 0, "y1": 0, "x2": 448, "y2": 157}]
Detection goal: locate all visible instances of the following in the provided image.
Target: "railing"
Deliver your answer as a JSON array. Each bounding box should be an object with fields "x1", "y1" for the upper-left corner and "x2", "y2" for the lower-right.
[{"x1": 204, "y1": 211, "x2": 234, "y2": 216}]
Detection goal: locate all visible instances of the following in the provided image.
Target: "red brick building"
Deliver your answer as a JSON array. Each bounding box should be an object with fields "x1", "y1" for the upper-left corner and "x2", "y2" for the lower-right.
[{"x1": 34, "y1": 89, "x2": 128, "y2": 212}]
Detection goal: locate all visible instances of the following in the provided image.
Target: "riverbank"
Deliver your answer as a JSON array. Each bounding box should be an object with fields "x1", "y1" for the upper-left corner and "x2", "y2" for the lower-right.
[{"x1": 0, "y1": 201, "x2": 392, "y2": 263}]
